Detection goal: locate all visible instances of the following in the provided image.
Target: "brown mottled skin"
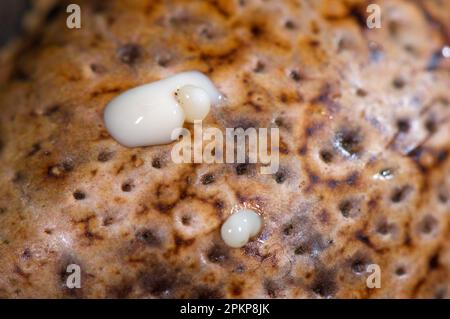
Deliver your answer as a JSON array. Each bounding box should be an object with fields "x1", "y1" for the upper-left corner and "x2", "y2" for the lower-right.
[{"x1": 0, "y1": 0, "x2": 449, "y2": 298}]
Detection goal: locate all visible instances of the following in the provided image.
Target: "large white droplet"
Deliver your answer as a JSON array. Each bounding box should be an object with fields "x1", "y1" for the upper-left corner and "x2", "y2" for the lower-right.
[
  {"x1": 103, "y1": 71, "x2": 221, "y2": 148},
  {"x1": 221, "y1": 209, "x2": 262, "y2": 248},
  {"x1": 175, "y1": 85, "x2": 211, "y2": 123}
]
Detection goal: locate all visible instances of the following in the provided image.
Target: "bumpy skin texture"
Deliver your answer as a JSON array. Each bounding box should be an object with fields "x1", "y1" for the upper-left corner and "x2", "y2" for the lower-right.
[{"x1": 0, "y1": 0, "x2": 449, "y2": 298}]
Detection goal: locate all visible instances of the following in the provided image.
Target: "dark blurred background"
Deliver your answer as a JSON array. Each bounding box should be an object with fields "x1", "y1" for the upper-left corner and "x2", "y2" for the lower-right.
[{"x1": 0, "y1": 0, "x2": 30, "y2": 47}]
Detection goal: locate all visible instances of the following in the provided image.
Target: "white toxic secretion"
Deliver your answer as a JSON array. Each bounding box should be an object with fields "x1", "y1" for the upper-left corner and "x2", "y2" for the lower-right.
[
  {"x1": 221, "y1": 209, "x2": 263, "y2": 248},
  {"x1": 175, "y1": 85, "x2": 211, "y2": 123},
  {"x1": 103, "y1": 71, "x2": 222, "y2": 148}
]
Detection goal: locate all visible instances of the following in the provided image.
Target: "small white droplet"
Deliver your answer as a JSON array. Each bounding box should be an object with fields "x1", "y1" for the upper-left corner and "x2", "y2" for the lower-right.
[
  {"x1": 176, "y1": 85, "x2": 211, "y2": 123},
  {"x1": 221, "y1": 209, "x2": 262, "y2": 248},
  {"x1": 442, "y1": 46, "x2": 450, "y2": 59}
]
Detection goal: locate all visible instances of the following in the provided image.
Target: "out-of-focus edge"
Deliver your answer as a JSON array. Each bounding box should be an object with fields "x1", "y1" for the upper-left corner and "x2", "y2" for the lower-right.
[{"x1": 0, "y1": 0, "x2": 58, "y2": 85}]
